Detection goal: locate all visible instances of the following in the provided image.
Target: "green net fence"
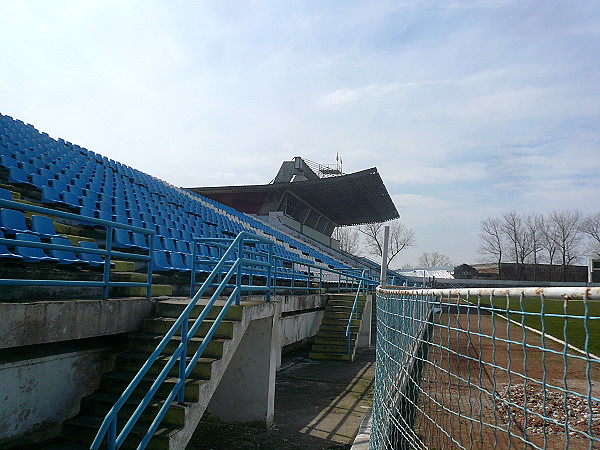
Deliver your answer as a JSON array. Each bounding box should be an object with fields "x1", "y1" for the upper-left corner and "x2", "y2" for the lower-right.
[{"x1": 371, "y1": 287, "x2": 600, "y2": 449}]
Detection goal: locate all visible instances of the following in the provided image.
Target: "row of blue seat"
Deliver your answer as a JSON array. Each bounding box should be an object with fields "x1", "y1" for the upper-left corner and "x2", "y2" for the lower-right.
[
  {"x1": 1, "y1": 113, "x2": 349, "y2": 274},
  {"x1": 0, "y1": 230, "x2": 104, "y2": 266}
]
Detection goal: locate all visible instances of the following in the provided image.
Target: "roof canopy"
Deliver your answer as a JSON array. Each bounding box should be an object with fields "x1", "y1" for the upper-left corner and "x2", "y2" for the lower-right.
[{"x1": 187, "y1": 167, "x2": 398, "y2": 227}]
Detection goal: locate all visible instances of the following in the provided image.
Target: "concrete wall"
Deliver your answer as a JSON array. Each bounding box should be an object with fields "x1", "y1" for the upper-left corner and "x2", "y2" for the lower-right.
[
  {"x1": 0, "y1": 298, "x2": 155, "y2": 349},
  {"x1": 280, "y1": 310, "x2": 323, "y2": 348},
  {"x1": 0, "y1": 338, "x2": 124, "y2": 447},
  {"x1": 0, "y1": 294, "x2": 325, "y2": 446}
]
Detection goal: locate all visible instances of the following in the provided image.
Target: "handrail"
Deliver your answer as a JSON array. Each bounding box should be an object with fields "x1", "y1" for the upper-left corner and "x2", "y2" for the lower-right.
[
  {"x1": 0, "y1": 198, "x2": 155, "y2": 298},
  {"x1": 346, "y1": 269, "x2": 368, "y2": 354},
  {"x1": 190, "y1": 236, "x2": 377, "y2": 297},
  {"x1": 91, "y1": 231, "x2": 273, "y2": 450}
]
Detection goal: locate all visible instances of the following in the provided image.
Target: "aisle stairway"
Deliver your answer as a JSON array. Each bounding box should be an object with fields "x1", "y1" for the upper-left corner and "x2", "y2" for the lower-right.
[
  {"x1": 309, "y1": 293, "x2": 366, "y2": 362},
  {"x1": 62, "y1": 298, "x2": 249, "y2": 449}
]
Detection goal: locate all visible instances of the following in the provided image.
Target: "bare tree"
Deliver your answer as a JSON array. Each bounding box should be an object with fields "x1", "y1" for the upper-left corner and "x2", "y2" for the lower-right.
[
  {"x1": 479, "y1": 217, "x2": 504, "y2": 279},
  {"x1": 548, "y1": 210, "x2": 584, "y2": 281},
  {"x1": 417, "y1": 251, "x2": 452, "y2": 267},
  {"x1": 525, "y1": 213, "x2": 544, "y2": 281},
  {"x1": 359, "y1": 219, "x2": 415, "y2": 266},
  {"x1": 540, "y1": 216, "x2": 559, "y2": 281},
  {"x1": 581, "y1": 213, "x2": 600, "y2": 258},
  {"x1": 332, "y1": 226, "x2": 361, "y2": 254},
  {"x1": 502, "y1": 211, "x2": 533, "y2": 280}
]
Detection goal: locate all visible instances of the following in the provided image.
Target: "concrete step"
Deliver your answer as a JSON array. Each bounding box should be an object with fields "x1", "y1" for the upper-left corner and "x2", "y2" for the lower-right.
[
  {"x1": 112, "y1": 271, "x2": 150, "y2": 282},
  {"x1": 321, "y1": 310, "x2": 355, "y2": 320},
  {"x1": 321, "y1": 317, "x2": 361, "y2": 326},
  {"x1": 316, "y1": 329, "x2": 358, "y2": 339},
  {"x1": 79, "y1": 391, "x2": 187, "y2": 427},
  {"x1": 100, "y1": 370, "x2": 207, "y2": 403},
  {"x1": 114, "y1": 284, "x2": 173, "y2": 297},
  {"x1": 325, "y1": 304, "x2": 364, "y2": 313},
  {"x1": 112, "y1": 260, "x2": 136, "y2": 272},
  {"x1": 311, "y1": 343, "x2": 348, "y2": 354},
  {"x1": 156, "y1": 301, "x2": 243, "y2": 321},
  {"x1": 129, "y1": 332, "x2": 226, "y2": 359},
  {"x1": 115, "y1": 351, "x2": 217, "y2": 380},
  {"x1": 63, "y1": 414, "x2": 176, "y2": 450},
  {"x1": 143, "y1": 317, "x2": 234, "y2": 339},
  {"x1": 314, "y1": 336, "x2": 353, "y2": 346},
  {"x1": 326, "y1": 298, "x2": 365, "y2": 306},
  {"x1": 308, "y1": 352, "x2": 352, "y2": 361}
]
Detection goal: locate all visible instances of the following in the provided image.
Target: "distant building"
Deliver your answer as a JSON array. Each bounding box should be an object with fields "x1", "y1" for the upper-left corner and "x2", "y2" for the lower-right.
[
  {"x1": 452, "y1": 264, "x2": 478, "y2": 279},
  {"x1": 471, "y1": 263, "x2": 588, "y2": 282}
]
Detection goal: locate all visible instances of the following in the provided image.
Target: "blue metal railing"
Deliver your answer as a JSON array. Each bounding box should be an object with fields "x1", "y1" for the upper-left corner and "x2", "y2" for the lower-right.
[
  {"x1": 91, "y1": 231, "x2": 275, "y2": 449},
  {"x1": 0, "y1": 198, "x2": 154, "y2": 298},
  {"x1": 190, "y1": 237, "x2": 378, "y2": 297},
  {"x1": 346, "y1": 269, "x2": 368, "y2": 354}
]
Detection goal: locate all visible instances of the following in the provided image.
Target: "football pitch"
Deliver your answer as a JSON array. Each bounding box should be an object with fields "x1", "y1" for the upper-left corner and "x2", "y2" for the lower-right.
[{"x1": 475, "y1": 296, "x2": 600, "y2": 357}]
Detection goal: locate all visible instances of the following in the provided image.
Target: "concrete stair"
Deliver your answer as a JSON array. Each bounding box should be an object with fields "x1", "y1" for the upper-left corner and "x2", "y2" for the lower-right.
[
  {"x1": 309, "y1": 294, "x2": 366, "y2": 361},
  {"x1": 110, "y1": 260, "x2": 173, "y2": 297},
  {"x1": 61, "y1": 298, "x2": 249, "y2": 449}
]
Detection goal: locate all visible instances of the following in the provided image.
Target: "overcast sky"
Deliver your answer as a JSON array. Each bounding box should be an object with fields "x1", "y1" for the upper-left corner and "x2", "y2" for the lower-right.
[{"x1": 1, "y1": 1, "x2": 598, "y2": 266}]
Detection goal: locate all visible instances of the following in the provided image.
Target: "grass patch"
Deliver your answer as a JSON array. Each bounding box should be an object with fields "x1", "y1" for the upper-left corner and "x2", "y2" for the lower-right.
[{"x1": 475, "y1": 297, "x2": 600, "y2": 356}]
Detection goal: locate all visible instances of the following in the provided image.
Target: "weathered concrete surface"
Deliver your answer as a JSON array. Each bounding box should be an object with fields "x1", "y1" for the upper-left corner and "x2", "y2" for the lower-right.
[
  {"x1": 356, "y1": 295, "x2": 372, "y2": 349},
  {"x1": 0, "y1": 337, "x2": 125, "y2": 447},
  {"x1": 206, "y1": 315, "x2": 278, "y2": 426},
  {"x1": 0, "y1": 298, "x2": 155, "y2": 349},
  {"x1": 280, "y1": 310, "x2": 323, "y2": 349},
  {"x1": 187, "y1": 346, "x2": 376, "y2": 449}
]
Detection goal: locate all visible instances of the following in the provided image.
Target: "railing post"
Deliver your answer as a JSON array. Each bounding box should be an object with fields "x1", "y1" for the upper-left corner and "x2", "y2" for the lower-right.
[
  {"x1": 190, "y1": 239, "x2": 197, "y2": 297},
  {"x1": 103, "y1": 225, "x2": 113, "y2": 300},
  {"x1": 236, "y1": 239, "x2": 243, "y2": 305},
  {"x1": 319, "y1": 268, "x2": 322, "y2": 293},
  {"x1": 108, "y1": 417, "x2": 117, "y2": 450},
  {"x1": 146, "y1": 233, "x2": 154, "y2": 298},
  {"x1": 306, "y1": 266, "x2": 310, "y2": 294},
  {"x1": 178, "y1": 319, "x2": 188, "y2": 403},
  {"x1": 266, "y1": 244, "x2": 272, "y2": 301},
  {"x1": 291, "y1": 262, "x2": 295, "y2": 293}
]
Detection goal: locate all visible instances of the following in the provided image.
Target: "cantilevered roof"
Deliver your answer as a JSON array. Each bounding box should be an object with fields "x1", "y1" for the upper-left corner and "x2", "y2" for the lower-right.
[{"x1": 187, "y1": 167, "x2": 399, "y2": 226}]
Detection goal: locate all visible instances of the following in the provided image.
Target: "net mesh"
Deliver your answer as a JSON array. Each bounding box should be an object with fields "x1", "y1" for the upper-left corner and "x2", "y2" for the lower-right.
[{"x1": 371, "y1": 287, "x2": 600, "y2": 449}]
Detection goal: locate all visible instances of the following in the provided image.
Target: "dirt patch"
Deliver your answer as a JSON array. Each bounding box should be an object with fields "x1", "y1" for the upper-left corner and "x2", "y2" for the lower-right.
[{"x1": 409, "y1": 312, "x2": 600, "y2": 449}]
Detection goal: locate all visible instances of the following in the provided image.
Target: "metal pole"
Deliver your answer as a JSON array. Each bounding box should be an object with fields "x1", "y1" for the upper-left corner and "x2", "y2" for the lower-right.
[{"x1": 380, "y1": 225, "x2": 389, "y2": 288}]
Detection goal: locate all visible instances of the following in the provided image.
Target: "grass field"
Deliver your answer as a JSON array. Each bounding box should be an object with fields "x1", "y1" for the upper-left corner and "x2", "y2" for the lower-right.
[{"x1": 473, "y1": 296, "x2": 600, "y2": 357}]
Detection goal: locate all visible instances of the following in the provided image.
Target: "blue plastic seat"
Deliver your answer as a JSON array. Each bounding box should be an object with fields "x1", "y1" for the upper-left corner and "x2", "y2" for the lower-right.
[
  {"x1": 30, "y1": 173, "x2": 50, "y2": 189},
  {"x1": 61, "y1": 191, "x2": 81, "y2": 208},
  {"x1": 0, "y1": 188, "x2": 12, "y2": 201},
  {"x1": 0, "y1": 155, "x2": 18, "y2": 170},
  {"x1": 31, "y1": 215, "x2": 60, "y2": 239},
  {"x1": 169, "y1": 252, "x2": 190, "y2": 272},
  {"x1": 0, "y1": 230, "x2": 23, "y2": 260},
  {"x1": 176, "y1": 240, "x2": 190, "y2": 254},
  {"x1": 152, "y1": 250, "x2": 174, "y2": 272},
  {"x1": 81, "y1": 196, "x2": 97, "y2": 209},
  {"x1": 113, "y1": 229, "x2": 134, "y2": 249},
  {"x1": 8, "y1": 167, "x2": 34, "y2": 187},
  {"x1": 0, "y1": 208, "x2": 31, "y2": 235},
  {"x1": 131, "y1": 232, "x2": 148, "y2": 250},
  {"x1": 77, "y1": 241, "x2": 104, "y2": 267},
  {"x1": 97, "y1": 210, "x2": 114, "y2": 222},
  {"x1": 14, "y1": 233, "x2": 59, "y2": 262},
  {"x1": 41, "y1": 186, "x2": 65, "y2": 206},
  {"x1": 163, "y1": 238, "x2": 177, "y2": 252},
  {"x1": 50, "y1": 236, "x2": 87, "y2": 265}
]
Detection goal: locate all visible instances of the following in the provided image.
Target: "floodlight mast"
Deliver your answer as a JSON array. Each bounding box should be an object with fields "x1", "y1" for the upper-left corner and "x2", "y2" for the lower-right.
[{"x1": 379, "y1": 225, "x2": 390, "y2": 287}]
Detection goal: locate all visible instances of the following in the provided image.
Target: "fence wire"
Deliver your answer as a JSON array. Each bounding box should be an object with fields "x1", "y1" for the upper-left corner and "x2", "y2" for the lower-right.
[{"x1": 371, "y1": 287, "x2": 600, "y2": 450}]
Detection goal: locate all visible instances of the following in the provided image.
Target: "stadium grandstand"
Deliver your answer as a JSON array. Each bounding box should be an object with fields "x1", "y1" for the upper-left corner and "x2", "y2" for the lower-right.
[{"x1": 0, "y1": 113, "x2": 405, "y2": 448}]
